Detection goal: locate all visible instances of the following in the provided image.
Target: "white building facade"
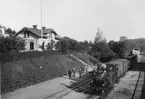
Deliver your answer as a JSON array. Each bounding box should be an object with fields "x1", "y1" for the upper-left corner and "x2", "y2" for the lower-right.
[{"x1": 12, "y1": 25, "x2": 61, "y2": 51}]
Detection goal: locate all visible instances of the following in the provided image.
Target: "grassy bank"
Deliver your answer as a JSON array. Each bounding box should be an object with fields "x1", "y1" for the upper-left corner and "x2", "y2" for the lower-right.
[
  {"x1": 1, "y1": 51, "x2": 83, "y2": 94},
  {"x1": 72, "y1": 52, "x2": 101, "y2": 65},
  {"x1": 1, "y1": 51, "x2": 99, "y2": 94}
]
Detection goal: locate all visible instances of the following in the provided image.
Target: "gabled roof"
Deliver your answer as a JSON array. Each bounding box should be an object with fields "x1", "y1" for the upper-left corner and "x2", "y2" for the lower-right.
[
  {"x1": 55, "y1": 35, "x2": 62, "y2": 40},
  {"x1": 25, "y1": 27, "x2": 42, "y2": 37},
  {"x1": 12, "y1": 27, "x2": 58, "y2": 38},
  {"x1": 43, "y1": 28, "x2": 57, "y2": 35}
]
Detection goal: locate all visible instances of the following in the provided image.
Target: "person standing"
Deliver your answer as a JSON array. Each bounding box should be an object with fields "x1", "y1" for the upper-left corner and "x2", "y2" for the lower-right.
[
  {"x1": 81, "y1": 66, "x2": 84, "y2": 74},
  {"x1": 68, "y1": 69, "x2": 72, "y2": 79},
  {"x1": 79, "y1": 68, "x2": 82, "y2": 78},
  {"x1": 85, "y1": 65, "x2": 88, "y2": 73},
  {"x1": 72, "y1": 68, "x2": 76, "y2": 78}
]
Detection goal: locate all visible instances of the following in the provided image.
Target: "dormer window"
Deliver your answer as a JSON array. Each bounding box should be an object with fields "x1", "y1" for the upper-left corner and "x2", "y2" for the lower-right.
[
  {"x1": 49, "y1": 32, "x2": 52, "y2": 38},
  {"x1": 43, "y1": 32, "x2": 47, "y2": 36},
  {"x1": 24, "y1": 32, "x2": 29, "y2": 38},
  {"x1": 24, "y1": 32, "x2": 26, "y2": 38},
  {"x1": 27, "y1": 32, "x2": 29, "y2": 38}
]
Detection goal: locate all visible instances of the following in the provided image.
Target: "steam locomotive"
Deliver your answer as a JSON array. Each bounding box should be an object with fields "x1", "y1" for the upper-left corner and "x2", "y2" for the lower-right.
[{"x1": 89, "y1": 59, "x2": 130, "y2": 94}]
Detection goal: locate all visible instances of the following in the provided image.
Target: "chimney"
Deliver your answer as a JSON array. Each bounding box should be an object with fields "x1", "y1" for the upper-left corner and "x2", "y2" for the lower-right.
[
  {"x1": 33, "y1": 25, "x2": 37, "y2": 29},
  {"x1": 42, "y1": 27, "x2": 46, "y2": 30}
]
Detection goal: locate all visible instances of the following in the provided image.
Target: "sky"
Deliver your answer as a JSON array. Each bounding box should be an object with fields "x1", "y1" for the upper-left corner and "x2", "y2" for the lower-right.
[{"x1": 0, "y1": 0, "x2": 145, "y2": 42}]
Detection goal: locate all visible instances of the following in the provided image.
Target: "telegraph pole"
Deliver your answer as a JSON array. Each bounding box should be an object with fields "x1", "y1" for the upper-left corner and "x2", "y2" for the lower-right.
[{"x1": 40, "y1": 0, "x2": 43, "y2": 39}]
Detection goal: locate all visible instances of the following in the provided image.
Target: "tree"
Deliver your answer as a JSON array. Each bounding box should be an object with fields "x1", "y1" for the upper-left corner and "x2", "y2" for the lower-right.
[
  {"x1": 46, "y1": 40, "x2": 55, "y2": 51},
  {"x1": 108, "y1": 38, "x2": 145, "y2": 57},
  {"x1": 108, "y1": 40, "x2": 131, "y2": 57},
  {"x1": 77, "y1": 40, "x2": 91, "y2": 52},
  {"x1": 55, "y1": 37, "x2": 70, "y2": 54},
  {"x1": 89, "y1": 27, "x2": 116, "y2": 62},
  {"x1": 39, "y1": 42, "x2": 45, "y2": 51},
  {"x1": 5, "y1": 27, "x2": 16, "y2": 37},
  {"x1": 137, "y1": 38, "x2": 145, "y2": 52},
  {"x1": 55, "y1": 37, "x2": 91, "y2": 53},
  {"x1": 0, "y1": 37, "x2": 25, "y2": 54},
  {"x1": 91, "y1": 42, "x2": 115, "y2": 62},
  {"x1": 94, "y1": 28, "x2": 106, "y2": 44},
  {"x1": 108, "y1": 40, "x2": 116, "y2": 50},
  {"x1": 83, "y1": 40, "x2": 91, "y2": 52}
]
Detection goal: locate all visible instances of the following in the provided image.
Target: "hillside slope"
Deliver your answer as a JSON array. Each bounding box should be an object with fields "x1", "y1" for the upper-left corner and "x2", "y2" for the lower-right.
[
  {"x1": 1, "y1": 51, "x2": 100, "y2": 94},
  {"x1": 1, "y1": 53, "x2": 82, "y2": 93},
  {"x1": 72, "y1": 52, "x2": 101, "y2": 65}
]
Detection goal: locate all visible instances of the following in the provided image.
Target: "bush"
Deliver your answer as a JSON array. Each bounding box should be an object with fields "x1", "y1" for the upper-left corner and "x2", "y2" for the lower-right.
[
  {"x1": 91, "y1": 42, "x2": 115, "y2": 62},
  {"x1": 108, "y1": 38, "x2": 145, "y2": 57},
  {"x1": 0, "y1": 37, "x2": 25, "y2": 54},
  {"x1": 0, "y1": 50, "x2": 61, "y2": 64},
  {"x1": 55, "y1": 37, "x2": 91, "y2": 53}
]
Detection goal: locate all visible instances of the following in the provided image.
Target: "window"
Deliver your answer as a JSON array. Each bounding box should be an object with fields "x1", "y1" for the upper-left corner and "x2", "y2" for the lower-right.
[
  {"x1": 24, "y1": 32, "x2": 26, "y2": 38},
  {"x1": 27, "y1": 32, "x2": 29, "y2": 38},
  {"x1": 30, "y1": 42, "x2": 34, "y2": 50},
  {"x1": 24, "y1": 32, "x2": 29, "y2": 38},
  {"x1": 49, "y1": 33, "x2": 50, "y2": 38}
]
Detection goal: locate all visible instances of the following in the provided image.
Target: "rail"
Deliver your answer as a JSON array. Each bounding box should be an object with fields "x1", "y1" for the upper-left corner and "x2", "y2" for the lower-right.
[
  {"x1": 131, "y1": 71, "x2": 141, "y2": 99},
  {"x1": 140, "y1": 72, "x2": 145, "y2": 99},
  {"x1": 88, "y1": 85, "x2": 113, "y2": 99}
]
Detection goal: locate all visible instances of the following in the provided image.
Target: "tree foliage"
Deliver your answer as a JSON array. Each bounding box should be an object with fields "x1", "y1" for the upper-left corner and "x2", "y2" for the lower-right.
[
  {"x1": 133, "y1": 38, "x2": 145, "y2": 52},
  {"x1": 39, "y1": 39, "x2": 56, "y2": 51},
  {"x1": 0, "y1": 37, "x2": 25, "y2": 54},
  {"x1": 108, "y1": 40, "x2": 130, "y2": 56},
  {"x1": 55, "y1": 37, "x2": 92, "y2": 54},
  {"x1": 55, "y1": 37, "x2": 70, "y2": 54},
  {"x1": 5, "y1": 27, "x2": 16, "y2": 37},
  {"x1": 46, "y1": 40, "x2": 55, "y2": 51},
  {"x1": 91, "y1": 42, "x2": 115, "y2": 62},
  {"x1": 94, "y1": 28, "x2": 106, "y2": 44},
  {"x1": 89, "y1": 28, "x2": 115, "y2": 62},
  {"x1": 39, "y1": 42, "x2": 45, "y2": 51},
  {"x1": 108, "y1": 37, "x2": 145, "y2": 57}
]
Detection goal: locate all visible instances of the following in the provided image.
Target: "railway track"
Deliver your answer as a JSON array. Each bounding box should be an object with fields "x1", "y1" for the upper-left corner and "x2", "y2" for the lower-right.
[
  {"x1": 141, "y1": 72, "x2": 145, "y2": 99},
  {"x1": 44, "y1": 76, "x2": 92, "y2": 99},
  {"x1": 131, "y1": 71, "x2": 141, "y2": 99},
  {"x1": 87, "y1": 85, "x2": 112, "y2": 99}
]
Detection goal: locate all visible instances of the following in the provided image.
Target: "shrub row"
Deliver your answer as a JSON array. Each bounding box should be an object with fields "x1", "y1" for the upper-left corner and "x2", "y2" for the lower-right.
[
  {"x1": 55, "y1": 37, "x2": 91, "y2": 54},
  {"x1": 0, "y1": 50, "x2": 61, "y2": 64}
]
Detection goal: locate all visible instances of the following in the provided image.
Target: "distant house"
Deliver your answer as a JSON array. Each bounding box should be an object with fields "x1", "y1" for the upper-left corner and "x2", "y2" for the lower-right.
[
  {"x1": 0, "y1": 25, "x2": 9, "y2": 37},
  {"x1": 131, "y1": 49, "x2": 140, "y2": 56},
  {"x1": 12, "y1": 25, "x2": 61, "y2": 51}
]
